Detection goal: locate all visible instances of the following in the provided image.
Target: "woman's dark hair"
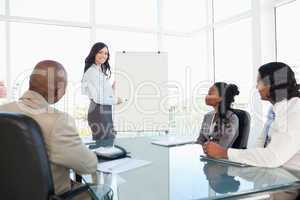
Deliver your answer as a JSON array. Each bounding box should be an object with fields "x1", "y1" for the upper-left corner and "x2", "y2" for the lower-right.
[
  {"x1": 213, "y1": 82, "x2": 240, "y2": 136},
  {"x1": 258, "y1": 62, "x2": 300, "y2": 103},
  {"x1": 84, "y1": 42, "x2": 111, "y2": 78},
  {"x1": 211, "y1": 82, "x2": 239, "y2": 137},
  {"x1": 214, "y1": 82, "x2": 240, "y2": 121}
]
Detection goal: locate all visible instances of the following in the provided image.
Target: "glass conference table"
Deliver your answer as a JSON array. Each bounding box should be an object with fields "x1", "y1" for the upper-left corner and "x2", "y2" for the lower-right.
[{"x1": 84, "y1": 136, "x2": 300, "y2": 200}]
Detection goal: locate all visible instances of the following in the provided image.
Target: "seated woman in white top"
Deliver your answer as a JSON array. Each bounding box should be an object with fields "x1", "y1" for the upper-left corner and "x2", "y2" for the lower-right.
[
  {"x1": 197, "y1": 82, "x2": 240, "y2": 148},
  {"x1": 82, "y1": 42, "x2": 122, "y2": 143}
]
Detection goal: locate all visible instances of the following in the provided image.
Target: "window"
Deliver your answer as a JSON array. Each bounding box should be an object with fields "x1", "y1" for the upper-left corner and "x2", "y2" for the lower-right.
[
  {"x1": 213, "y1": 0, "x2": 251, "y2": 22},
  {"x1": 96, "y1": 29, "x2": 157, "y2": 67},
  {"x1": 10, "y1": 22, "x2": 90, "y2": 116},
  {"x1": 162, "y1": 33, "x2": 209, "y2": 134},
  {"x1": 0, "y1": 22, "x2": 6, "y2": 83},
  {"x1": 10, "y1": 0, "x2": 89, "y2": 22},
  {"x1": 95, "y1": 0, "x2": 157, "y2": 29},
  {"x1": 1, "y1": 0, "x2": 262, "y2": 138},
  {"x1": 162, "y1": 34, "x2": 208, "y2": 91},
  {"x1": 276, "y1": 0, "x2": 300, "y2": 81},
  {"x1": 162, "y1": 0, "x2": 207, "y2": 32},
  {"x1": 214, "y1": 18, "x2": 253, "y2": 107},
  {"x1": 0, "y1": 0, "x2": 5, "y2": 15}
]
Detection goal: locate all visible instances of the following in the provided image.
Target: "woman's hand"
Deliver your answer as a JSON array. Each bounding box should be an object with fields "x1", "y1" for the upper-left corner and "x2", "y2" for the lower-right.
[{"x1": 203, "y1": 142, "x2": 228, "y2": 159}]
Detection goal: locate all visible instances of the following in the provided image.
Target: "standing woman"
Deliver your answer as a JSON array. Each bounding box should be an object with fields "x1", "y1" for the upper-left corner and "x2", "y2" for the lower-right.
[{"x1": 82, "y1": 42, "x2": 122, "y2": 142}]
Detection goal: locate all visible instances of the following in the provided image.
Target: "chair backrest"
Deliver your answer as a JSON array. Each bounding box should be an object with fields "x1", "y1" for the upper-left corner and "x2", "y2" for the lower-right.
[
  {"x1": 0, "y1": 112, "x2": 55, "y2": 200},
  {"x1": 231, "y1": 109, "x2": 251, "y2": 149}
]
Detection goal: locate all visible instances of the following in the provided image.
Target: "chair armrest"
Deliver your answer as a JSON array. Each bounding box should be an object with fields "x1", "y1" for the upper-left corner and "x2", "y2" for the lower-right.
[
  {"x1": 75, "y1": 173, "x2": 83, "y2": 183},
  {"x1": 51, "y1": 184, "x2": 91, "y2": 200},
  {"x1": 50, "y1": 183, "x2": 113, "y2": 200}
]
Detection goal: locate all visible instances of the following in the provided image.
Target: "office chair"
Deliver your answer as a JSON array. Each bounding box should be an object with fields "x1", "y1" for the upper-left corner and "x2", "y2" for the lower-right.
[
  {"x1": 0, "y1": 112, "x2": 92, "y2": 200},
  {"x1": 231, "y1": 109, "x2": 251, "y2": 149}
]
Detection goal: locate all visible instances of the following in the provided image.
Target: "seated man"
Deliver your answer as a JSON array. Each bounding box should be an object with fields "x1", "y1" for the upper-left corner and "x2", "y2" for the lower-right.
[
  {"x1": 203, "y1": 62, "x2": 300, "y2": 200},
  {"x1": 0, "y1": 60, "x2": 97, "y2": 199}
]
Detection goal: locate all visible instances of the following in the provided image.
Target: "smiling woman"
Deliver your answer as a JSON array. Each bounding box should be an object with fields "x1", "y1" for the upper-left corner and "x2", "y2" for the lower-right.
[
  {"x1": 82, "y1": 42, "x2": 123, "y2": 144},
  {"x1": 257, "y1": 62, "x2": 300, "y2": 103}
]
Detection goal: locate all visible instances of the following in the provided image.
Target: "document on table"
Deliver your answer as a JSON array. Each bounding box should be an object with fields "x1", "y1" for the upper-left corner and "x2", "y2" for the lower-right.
[
  {"x1": 97, "y1": 158, "x2": 152, "y2": 174},
  {"x1": 151, "y1": 136, "x2": 196, "y2": 147}
]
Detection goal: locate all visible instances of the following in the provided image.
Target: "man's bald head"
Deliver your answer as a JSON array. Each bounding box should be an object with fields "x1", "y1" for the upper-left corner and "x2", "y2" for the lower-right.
[{"x1": 29, "y1": 60, "x2": 67, "y2": 104}]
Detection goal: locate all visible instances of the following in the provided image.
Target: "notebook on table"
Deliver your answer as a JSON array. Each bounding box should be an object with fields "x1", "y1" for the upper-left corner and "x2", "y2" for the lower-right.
[
  {"x1": 151, "y1": 136, "x2": 196, "y2": 147},
  {"x1": 93, "y1": 145, "x2": 128, "y2": 160},
  {"x1": 200, "y1": 155, "x2": 251, "y2": 167}
]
